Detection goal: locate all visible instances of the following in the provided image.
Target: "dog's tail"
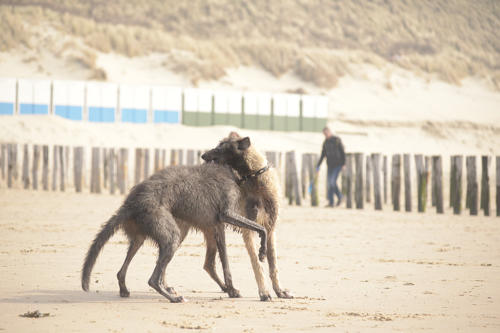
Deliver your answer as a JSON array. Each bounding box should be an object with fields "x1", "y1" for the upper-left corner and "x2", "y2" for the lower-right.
[{"x1": 81, "y1": 212, "x2": 124, "y2": 291}]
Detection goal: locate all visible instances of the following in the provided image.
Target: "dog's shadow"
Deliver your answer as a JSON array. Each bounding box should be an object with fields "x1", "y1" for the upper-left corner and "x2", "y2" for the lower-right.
[{"x1": 0, "y1": 289, "x2": 255, "y2": 304}]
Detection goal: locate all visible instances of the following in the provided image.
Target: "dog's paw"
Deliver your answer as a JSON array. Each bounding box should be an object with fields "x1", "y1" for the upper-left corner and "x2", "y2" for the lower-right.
[
  {"x1": 227, "y1": 287, "x2": 241, "y2": 298},
  {"x1": 260, "y1": 293, "x2": 272, "y2": 301},
  {"x1": 276, "y1": 289, "x2": 293, "y2": 299}
]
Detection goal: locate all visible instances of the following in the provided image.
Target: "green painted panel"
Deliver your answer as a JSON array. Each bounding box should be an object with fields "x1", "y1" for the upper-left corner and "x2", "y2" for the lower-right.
[
  {"x1": 243, "y1": 114, "x2": 259, "y2": 129},
  {"x1": 183, "y1": 111, "x2": 197, "y2": 126},
  {"x1": 315, "y1": 118, "x2": 328, "y2": 132},
  {"x1": 273, "y1": 115, "x2": 287, "y2": 131},
  {"x1": 198, "y1": 112, "x2": 213, "y2": 126},
  {"x1": 302, "y1": 117, "x2": 316, "y2": 132},
  {"x1": 228, "y1": 114, "x2": 242, "y2": 127},
  {"x1": 258, "y1": 115, "x2": 272, "y2": 130},
  {"x1": 214, "y1": 113, "x2": 228, "y2": 125},
  {"x1": 286, "y1": 116, "x2": 301, "y2": 132}
]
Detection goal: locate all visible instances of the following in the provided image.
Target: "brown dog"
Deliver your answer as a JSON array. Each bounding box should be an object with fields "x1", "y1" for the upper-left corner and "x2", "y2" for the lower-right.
[{"x1": 202, "y1": 133, "x2": 292, "y2": 301}]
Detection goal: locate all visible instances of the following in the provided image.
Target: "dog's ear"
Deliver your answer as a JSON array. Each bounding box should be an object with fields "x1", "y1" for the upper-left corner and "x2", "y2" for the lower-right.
[
  {"x1": 237, "y1": 137, "x2": 251, "y2": 150},
  {"x1": 228, "y1": 131, "x2": 241, "y2": 139}
]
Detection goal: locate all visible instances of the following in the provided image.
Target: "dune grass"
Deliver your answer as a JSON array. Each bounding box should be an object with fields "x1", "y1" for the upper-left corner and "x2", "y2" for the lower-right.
[{"x1": 1, "y1": 1, "x2": 498, "y2": 89}]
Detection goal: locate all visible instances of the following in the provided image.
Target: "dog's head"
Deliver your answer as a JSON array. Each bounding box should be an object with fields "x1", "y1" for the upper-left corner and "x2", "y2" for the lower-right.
[{"x1": 201, "y1": 133, "x2": 251, "y2": 171}]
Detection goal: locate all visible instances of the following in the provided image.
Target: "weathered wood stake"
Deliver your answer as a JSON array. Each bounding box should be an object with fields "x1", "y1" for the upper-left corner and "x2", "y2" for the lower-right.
[
  {"x1": 480, "y1": 156, "x2": 490, "y2": 216},
  {"x1": 354, "y1": 153, "x2": 364, "y2": 209},
  {"x1": 371, "y1": 153, "x2": 382, "y2": 210},
  {"x1": 22, "y1": 144, "x2": 30, "y2": 189},
  {"x1": 32, "y1": 145, "x2": 40, "y2": 190},
  {"x1": 432, "y1": 156, "x2": 444, "y2": 214},
  {"x1": 391, "y1": 154, "x2": 401, "y2": 211}
]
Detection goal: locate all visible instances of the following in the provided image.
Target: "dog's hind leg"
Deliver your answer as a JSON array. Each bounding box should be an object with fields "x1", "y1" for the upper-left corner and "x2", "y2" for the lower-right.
[
  {"x1": 267, "y1": 229, "x2": 293, "y2": 299},
  {"x1": 214, "y1": 224, "x2": 241, "y2": 298},
  {"x1": 242, "y1": 229, "x2": 272, "y2": 301},
  {"x1": 203, "y1": 229, "x2": 227, "y2": 292},
  {"x1": 117, "y1": 235, "x2": 145, "y2": 297},
  {"x1": 146, "y1": 210, "x2": 185, "y2": 303},
  {"x1": 220, "y1": 210, "x2": 267, "y2": 261}
]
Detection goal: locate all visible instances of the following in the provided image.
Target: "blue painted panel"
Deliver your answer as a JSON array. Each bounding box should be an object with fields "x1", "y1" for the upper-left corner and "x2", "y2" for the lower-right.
[
  {"x1": 122, "y1": 108, "x2": 147, "y2": 123},
  {"x1": 55, "y1": 105, "x2": 82, "y2": 120},
  {"x1": 0, "y1": 102, "x2": 14, "y2": 115},
  {"x1": 20, "y1": 103, "x2": 48, "y2": 115},
  {"x1": 154, "y1": 110, "x2": 180, "y2": 123},
  {"x1": 89, "y1": 106, "x2": 115, "y2": 122}
]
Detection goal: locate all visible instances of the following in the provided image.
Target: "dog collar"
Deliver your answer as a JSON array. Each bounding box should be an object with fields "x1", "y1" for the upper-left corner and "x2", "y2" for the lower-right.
[{"x1": 238, "y1": 165, "x2": 270, "y2": 185}]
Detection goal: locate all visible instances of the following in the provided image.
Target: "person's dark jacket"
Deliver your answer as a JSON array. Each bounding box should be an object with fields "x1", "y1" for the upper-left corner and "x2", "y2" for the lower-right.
[{"x1": 317, "y1": 135, "x2": 345, "y2": 170}]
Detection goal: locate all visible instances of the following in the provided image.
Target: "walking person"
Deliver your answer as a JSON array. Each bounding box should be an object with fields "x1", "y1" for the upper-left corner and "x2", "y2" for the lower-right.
[{"x1": 316, "y1": 126, "x2": 346, "y2": 207}]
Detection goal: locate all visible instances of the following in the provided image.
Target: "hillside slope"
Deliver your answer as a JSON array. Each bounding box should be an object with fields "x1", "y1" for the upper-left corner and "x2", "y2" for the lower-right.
[{"x1": 1, "y1": 0, "x2": 499, "y2": 89}]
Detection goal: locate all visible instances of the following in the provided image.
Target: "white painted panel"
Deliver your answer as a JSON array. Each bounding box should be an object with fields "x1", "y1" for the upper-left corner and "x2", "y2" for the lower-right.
[
  {"x1": 17, "y1": 79, "x2": 34, "y2": 104},
  {"x1": 198, "y1": 89, "x2": 212, "y2": 113},
  {"x1": 0, "y1": 78, "x2": 16, "y2": 102},
  {"x1": 32, "y1": 80, "x2": 51, "y2": 105},
  {"x1": 316, "y1": 96, "x2": 329, "y2": 118},
  {"x1": 120, "y1": 84, "x2": 150, "y2": 110},
  {"x1": 243, "y1": 92, "x2": 258, "y2": 115},
  {"x1": 86, "y1": 82, "x2": 118, "y2": 108},
  {"x1": 273, "y1": 94, "x2": 287, "y2": 116},
  {"x1": 213, "y1": 91, "x2": 228, "y2": 114},
  {"x1": 101, "y1": 83, "x2": 118, "y2": 108},
  {"x1": 302, "y1": 95, "x2": 316, "y2": 118},
  {"x1": 53, "y1": 80, "x2": 84, "y2": 106},
  {"x1": 257, "y1": 93, "x2": 272, "y2": 116},
  {"x1": 165, "y1": 87, "x2": 182, "y2": 111},
  {"x1": 227, "y1": 91, "x2": 242, "y2": 114},
  {"x1": 183, "y1": 88, "x2": 198, "y2": 112},
  {"x1": 119, "y1": 85, "x2": 135, "y2": 109},
  {"x1": 67, "y1": 81, "x2": 85, "y2": 106},
  {"x1": 286, "y1": 94, "x2": 300, "y2": 117}
]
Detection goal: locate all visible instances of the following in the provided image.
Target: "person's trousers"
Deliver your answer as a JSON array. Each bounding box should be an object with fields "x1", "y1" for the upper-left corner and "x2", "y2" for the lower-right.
[{"x1": 327, "y1": 165, "x2": 343, "y2": 206}]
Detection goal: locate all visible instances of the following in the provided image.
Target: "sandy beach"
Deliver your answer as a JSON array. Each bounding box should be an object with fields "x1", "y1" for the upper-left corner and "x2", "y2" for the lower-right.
[{"x1": 0, "y1": 188, "x2": 499, "y2": 332}]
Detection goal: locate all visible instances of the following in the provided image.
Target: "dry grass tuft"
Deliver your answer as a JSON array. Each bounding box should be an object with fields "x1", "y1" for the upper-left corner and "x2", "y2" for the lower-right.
[{"x1": 1, "y1": 1, "x2": 499, "y2": 89}]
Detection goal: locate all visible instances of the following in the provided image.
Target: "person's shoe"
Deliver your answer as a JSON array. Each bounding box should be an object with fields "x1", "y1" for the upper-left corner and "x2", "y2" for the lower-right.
[{"x1": 325, "y1": 203, "x2": 334, "y2": 208}]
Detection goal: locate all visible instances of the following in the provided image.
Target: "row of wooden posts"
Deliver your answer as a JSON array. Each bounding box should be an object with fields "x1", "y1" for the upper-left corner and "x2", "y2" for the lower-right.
[
  {"x1": 1, "y1": 143, "x2": 499, "y2": 217},
  {"x1": 291, "y1": 152, "x2": 499, "y2": 217}
]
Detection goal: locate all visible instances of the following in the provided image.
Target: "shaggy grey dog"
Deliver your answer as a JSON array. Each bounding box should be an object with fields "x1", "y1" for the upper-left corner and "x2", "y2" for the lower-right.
[{"x1": 81, "y1": 163, "x2": 267, "y2": 303}]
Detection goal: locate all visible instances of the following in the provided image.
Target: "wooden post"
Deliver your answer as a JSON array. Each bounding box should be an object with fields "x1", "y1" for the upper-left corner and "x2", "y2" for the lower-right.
[
  {"x1": 32, "y1": 145, "x2": 40, "y2": 190},
  {"x1": 450, "y1": 156, "x2": 456, "y2": 209},
  {"x1": 109, "y1": 148, "x2": 115, "y2": 194},
  {"x1": 52, "y1": 146, "x2": 58, "y2": 191},
  {"x1": 177, "y1": 149, "x2": 184, "y2": 165},
  {"x1": 59, "y1": 146, "x2": 65, "y2": 191},
  {"x1": 309, "y1": 153, "x2": 319, "y2": 207},
  {"x1": 414, "y1": 154, "x2": 427, "y2": 212},
  {"x1": 285, "y1": 151, "x2": 301, "y2": 206},
  {"x1": 91, "y1": 147, "x2": 101, "y2": 194},
  {"x1": 186, "y1": 149, "x2": 195, "y2": 166},
  {"x1": 154, "y1": 149, "x2": 161, "y2": 172},
  {"x1": 383, "y1": 155, "x2": 387, "y2": 204},
  {"x1": 74, "y1": 147, "x2": 84, "y2": 192},
  {"x1": 345, "y1": 153, "x2": 353, "y2": 209},
  {"x1": 466, "y1": 156, "x2": 478, "y2": 216},
  {"x1": 22, "y1": 144, "x2": 30, "y2": 189},
  {"x1": 432, "y1": 156, "x2": 444, "y2": 214},
  {"x1": 170, "y1": 149, "x2": 178, "y2": 166},
  {"x1": 42, "y1": 145, "x2": 49, "y2": 190},
  {"x1": 301, "y1": 153, "x2": 308, "y2": 198},
  {"x1": 371, "y1": 153, "x2": 382, "y2": 210},
  {"x1": 496, "y1": 156, "x2": 500, "y2": 217},
  {"x1": 480, "y1": 156, "x2": 490, "y2": 216},
  {"x1": 365, "y1": 156, "x2": 371, "y2": 203},
  {"x1": 103, "y1": 148, "x2": 109, "y2": 189},
  {"x1": 403, "y1": 154, "x2": 411, "y2": 212},
  {"x1": 118, "y1": 148, "x2": 128, "y2": 194},
  {"x1": 144, "y1": 148, "x2": 150, "y2": 180},
  {"x1": 391, "y1": 154, "x2": 401, "y2": 211},
  {"x1": 135, "y1": 148, "x2": 143, "y2": 185},
  {"x1": 7, "y1": 144, "x2": 16, "y2": 188},
  {"x1": 354, "y1": 153, "x2": 364, "y2": 209},
  {"x1": 0, "y1": 143, "x2": 5, "y2": 181},
  {"x1": 161, "y1": 149, "x2": 166, "y2": 168},
  {"x1": 452, "y1": 156, "x2": 463, "y2": 214}
]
